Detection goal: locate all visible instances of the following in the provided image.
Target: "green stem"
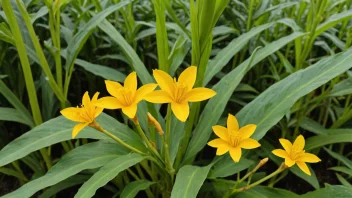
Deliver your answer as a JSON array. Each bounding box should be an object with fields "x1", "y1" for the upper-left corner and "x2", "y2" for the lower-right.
[
  {"x1": 223, "y1": 158, "x2": 268, "y2": 198},
  {"x1": 101, "y1": 129, "x2": 144, "y2": 155},
  {"x1": 174, "y1": 103, "x2": 198, "y2": 170},
  {"x1": 135, "y1": 123, "x2": 164, "y2": 163},
  {"x1": 246, "y1": 0, "x2": 255, "y2": 31},
  {"x1": 226, "y1": 163, "x2": 286, "y2": 197},
  {"x1": 164, "y1": 104, "x2": 175, "y2": 179}
]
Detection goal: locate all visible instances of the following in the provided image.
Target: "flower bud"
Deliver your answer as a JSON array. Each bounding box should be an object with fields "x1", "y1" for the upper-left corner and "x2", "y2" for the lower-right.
[{"x1": 147, "y1": 112, "x2": 164, "y2": 135}]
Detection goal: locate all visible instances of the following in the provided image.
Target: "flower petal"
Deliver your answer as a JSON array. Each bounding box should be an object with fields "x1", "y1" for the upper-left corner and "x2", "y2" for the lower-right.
[
  {"x1": 207, "y1": 138, "x2": 229, "y2": 148},
  {"x1": 216, "y1": 146, "x2": 230, "y2": 155},
  {"x1": 122, "y1": 104, "x2": 138, "y2": 119},
  {"x1": 82, "y1": 91, "x2": 90, "y2": 106},
  {"x1": 171, "y1": 101, "x2": 189, "y2": 122},
  {"x1": 153, "y1": 69, "x2": 174, "y2": 95},
  {"x1": 95, "y1": 107, "x2": 104, "y2": 118},
  {"x1": 105, "y1": 80, "x2": 123, "y2": 97},
  {"x1": 212, "y1": 125, "x2": 229, "y2": 141},
  {"x1": 293, "y1": 135, "x2": 305, "y2": 152},
  {"x1": 144, "y1": 90, "x2": 173, "y2": 103},
  {"x1": 72, "y1": 122, "x2": 89, "y2": 139},
  {"x1": 178, "y1": 66, "x2": 197, "y2": 90},
  {"x1": 185, "y1": 88, "x2": 216, "y2": 102},
  {"x1": 135, "y1": 83, "x2": 158, "y2": 102},
  {"x1": 297, "y1": 153, "x2": 321, "y2": 163},
  {"x1": 279, "y1": 138, "x2": 292, "y2": 153},
  {"x1": 284, "y1": 157, "x2": 295, "y2": 167},
  {"x1": 272, "y1": 149, "x2": 289, "y2": 159},
  {"x1": 239, "y1": 138, "x2": 261, "y2": 149},
  {"x1": 238, "y1": 124, "x2": 256, "y2": 139},
  {"x1": 91, "y1": 92, "x2": 100, "y2": 103},
  {"x1": 95, "y1": 97, "x2": 124, "y2": 109},
  {"x1": 60, "y1": 107, "x2": 87, "y2": 122},
  {"x1": 229, "y1": 147, "x2": 242, "y2": 162},
  {"x1": 227, "y1": 114, "x2": 239, "y2": 132},
  {"x1": 296, "y1": 161, "x2": 311, "y2": 175},
  {"x1": 124, "y1": 72, "x2": 137, "y2": 92}
]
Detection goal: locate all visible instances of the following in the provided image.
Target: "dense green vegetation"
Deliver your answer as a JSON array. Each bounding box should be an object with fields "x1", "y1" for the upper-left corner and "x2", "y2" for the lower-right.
[{"x1": 0, "y1": 0, "x2": 352, "y2": 197}]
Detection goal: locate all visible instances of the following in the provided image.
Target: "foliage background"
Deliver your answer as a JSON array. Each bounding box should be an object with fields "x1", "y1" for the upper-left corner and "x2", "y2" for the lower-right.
[{"x1": 0, "y1": 0, "x2": 352, "y2": 197}]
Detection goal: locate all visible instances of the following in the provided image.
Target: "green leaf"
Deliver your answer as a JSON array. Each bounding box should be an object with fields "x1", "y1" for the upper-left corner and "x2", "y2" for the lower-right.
[
  {"x1": 184, "y1": 32, "x2": 304, "y2": 162},
  {"x1": 236, "y1": 186, "x2": 299, "y2": 198},
  {"x1": 2, "y1": 141, "x2": 129, "y2": 198},
  {"x1": 299, "y1": 117, "x2": 328, "y2": 135},
  {"x1": 300, "y1": 184, "x2": 352, "y2": 198},
  {"x1": 305, "y1": 129, "x2": 352, "y2": 150},
  {"x1": 208, "y1": 156, "x2": 254, "y2": 178},
  {"x1": 204, "y1": 22, "x2": 274, "y2": 85},
  {"x1": 171, "y1": 164, "x2": 213, "y2": 198},
  {"x1": 120, "y1": 180, "x2": 155, "y2": 198},
  {"x1": 75, "y1": 153, "x2": 145, "y2": 198},
  {"x1": 74, "y1": 58, "x2": 126, "y2": 82},
  {"x1": 253, "y1": 2, "x2": 299, "y2": 19},
  {"x1": 0, "y1": 79, "x2": 34, "y2": 127},
  {"x1": 15, "y1": 0, "x2": 64, "y2": 102},
  {"x1": 0, "y1": 167, "x2": 27, "y2": 181},
  {"x1": 314, "y1": 10, "x2": 352, "y2": 38},
  {"x1": 0, "y1": 107, "x2": 33, "y2": 126},
  {"x1": 64, "y1": 0, "x2": 131, "y2": 72},
  {"x1": 329, "y1": 77, "x2": 352, "y2": 96},
  {"x1": 153, "y1": 0, "x2": 170, "y2": 71},
  {"x1": 0, "y1": 22, "x2": 14, "y2": 44},
  {"x1": 324, "y1": 148, "x2": 352, "y2": 169},
  {"x1": 237, "y1": 49, "x2": 352, "y2": 141},
  {"x1": 98, "y1": 19, "x2": 153, "y2": 84},
  {"x1": 0, "y1": 113, "x2": 144, "y2": 167},
  {"x1": 38, "y1": 175, "x2": 90, "y2": 198},
  {"x1": 329, "y1": 167, "x2": 352, "y2": 177},
  {"x1": 336, "y1": 173, "x2": 352, "y2": 187}
]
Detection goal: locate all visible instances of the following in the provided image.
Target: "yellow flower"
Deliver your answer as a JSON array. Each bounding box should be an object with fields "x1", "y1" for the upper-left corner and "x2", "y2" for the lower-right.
[
  {"x1": 272, "y1": 135, "x2": 321, "y2": 176},
  {"x1": 95, "y1": 72, "x2": 157, "y2": 119},
  {"x1": 207, "y1": 114, "x2": 261, "y2": 162},
  {"x1": 144, "y1": 66, "x2": 216, "y2": 122},
  {"x1": 60, "y1": 91, "x2": 103, "y2": 138}
]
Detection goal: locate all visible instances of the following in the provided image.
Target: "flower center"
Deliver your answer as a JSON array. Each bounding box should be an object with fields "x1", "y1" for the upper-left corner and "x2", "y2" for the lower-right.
[
  {"x1": 117, "y1": 87, "x2": 134, "y2": 106},
  {"x1": 173, "y1": 81, "x2": 188, "y2": 103},
  {"x1": 289, "y1": 149, "x2": 305, "y2": 160},
  {"x1": 78, "y1": 104, "x2": 94, "y2": 123},
  {"x1": 229, "y1": 131, "x2": 242, "y2": 147}
]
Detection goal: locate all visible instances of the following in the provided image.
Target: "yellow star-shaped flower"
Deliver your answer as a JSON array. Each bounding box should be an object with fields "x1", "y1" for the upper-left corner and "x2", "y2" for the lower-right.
[
  {"x1": 60, "y1": 91, "x2": 103, "y2": 138},
  {"x1": 144, "y1": 66, "x2": 216, "y2": 122},
  {"x1": 207, "y1": 114, "x2": 261, "y2": 162},
  {"x1": 272, "y1": 135, "x2": 321, "y2": 175},
  {"x1": 95, "y1": 72, "x2": 157, "y2": 119}
]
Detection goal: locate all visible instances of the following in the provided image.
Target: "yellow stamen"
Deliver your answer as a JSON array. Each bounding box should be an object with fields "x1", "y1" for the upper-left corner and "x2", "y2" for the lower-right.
[
  {"x1": 174, "y1": 82, "x2": 188, "y2": 103},
  {"x1": 229, "y1": 131, "x2": 242, "y2": 147}
]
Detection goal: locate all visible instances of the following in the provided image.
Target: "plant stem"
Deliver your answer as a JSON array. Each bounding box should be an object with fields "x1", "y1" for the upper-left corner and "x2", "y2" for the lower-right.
[
  {"x1": 135, "y1": 123, "x2": 164, "y2": 163},
  {"x1": 174, "y1": 103, "x2": 198, "y2": 170},
  {"x1": 100, "y1": 129, "x2": 144, "y2": 155},
  {"x1": 164, "y1": 104, "x2": 175, "y2": 180},
  {"x1": 223, "y1": 158, "x2": 268, "y2": 198},
  {"x1": 225, "y1": 163, "x2": 287, "y2": 197}
]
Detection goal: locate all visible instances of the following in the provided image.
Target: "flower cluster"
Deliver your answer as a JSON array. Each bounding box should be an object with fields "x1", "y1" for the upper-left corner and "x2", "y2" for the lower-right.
[
  {"x1": 61, "y1": 66, "x2": 215, "y2": 135},
  {"x1": 61, "y1": 66, "x2": 321, "y2": 176},
  {"x1": 207, "y1": 114, "x2": 321, "y2": 175}
]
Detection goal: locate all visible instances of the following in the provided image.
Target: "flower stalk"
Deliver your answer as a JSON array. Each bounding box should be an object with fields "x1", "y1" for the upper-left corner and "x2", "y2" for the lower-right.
[
  {"x1": 164, "y1": 105, "x2": 175, "y2": 178},
  {"x1": 97, "y1": 127, "x2": 144, "y2": 155},
  {"x1": 134, "y1": 120, "x2": 164, "y2": 163},
  {"x1": 223, "y1": 162, "x2": 287, "y2": 198},
  {"x1": 233, "y1": 163, "x2": 287, "y2": 193}
]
